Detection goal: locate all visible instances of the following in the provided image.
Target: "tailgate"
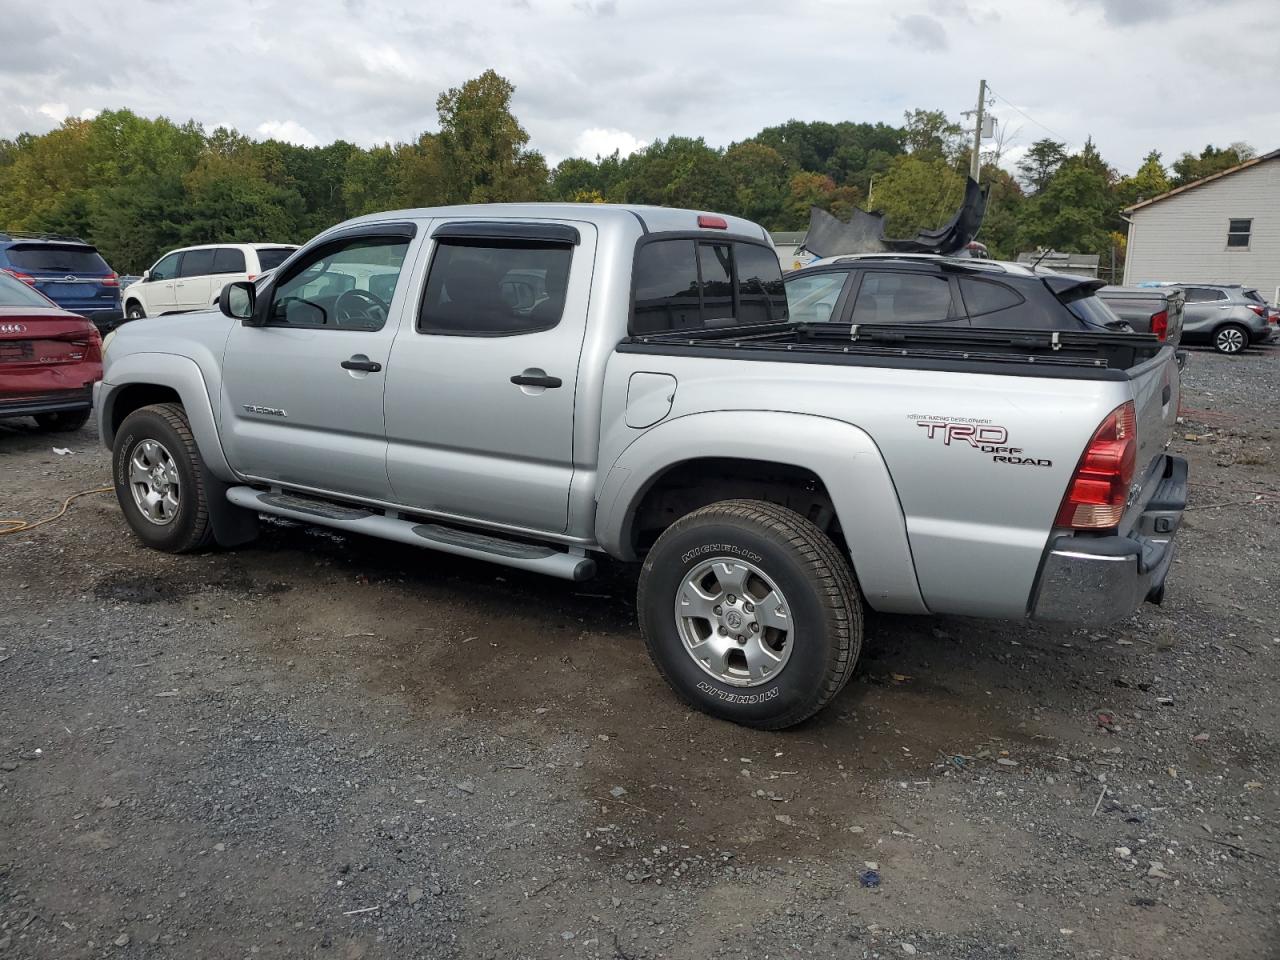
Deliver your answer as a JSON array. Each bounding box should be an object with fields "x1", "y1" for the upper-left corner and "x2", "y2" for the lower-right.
[{"x1": 1125, "y1": 344, "x2": 1180, "y2": 494}]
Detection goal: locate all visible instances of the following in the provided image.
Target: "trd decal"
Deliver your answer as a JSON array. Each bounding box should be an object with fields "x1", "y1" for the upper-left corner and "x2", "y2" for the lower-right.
[{"x1": 913, "y1": 418, "x2": 1052, "y2": 467}]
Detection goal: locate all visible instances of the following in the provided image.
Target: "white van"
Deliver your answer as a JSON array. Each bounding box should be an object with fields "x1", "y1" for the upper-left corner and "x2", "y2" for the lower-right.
[{"x1": 122, "y1": 243, "x2": 298, "y2": 319}]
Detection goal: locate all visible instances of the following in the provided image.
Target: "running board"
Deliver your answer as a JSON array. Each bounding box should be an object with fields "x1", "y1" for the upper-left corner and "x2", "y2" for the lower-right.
[{"x1": 225, "y1": 486, "x2": 596, "y2": 581}]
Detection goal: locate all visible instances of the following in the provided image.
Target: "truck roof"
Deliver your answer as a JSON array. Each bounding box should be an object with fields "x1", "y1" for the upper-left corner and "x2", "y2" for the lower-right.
[{"x1": 331, "y1": 203, "x2": 772, "y2": 244}]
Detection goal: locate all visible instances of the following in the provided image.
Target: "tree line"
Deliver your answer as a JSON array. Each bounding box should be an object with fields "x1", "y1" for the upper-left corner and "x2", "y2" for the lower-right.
[{"x1": 0, "y1": 68, "x2": 1256, "y2": 274}]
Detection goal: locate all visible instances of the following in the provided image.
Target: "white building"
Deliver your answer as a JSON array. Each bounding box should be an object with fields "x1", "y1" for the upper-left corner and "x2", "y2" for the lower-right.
[{"x1": 1123, "y1": 148, "x2": 1280, "y2": 302}]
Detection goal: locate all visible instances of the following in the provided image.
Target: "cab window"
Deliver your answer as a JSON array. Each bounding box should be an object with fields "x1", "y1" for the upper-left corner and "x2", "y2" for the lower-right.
[
  {"x1": 418, "y1": 240, "x2": 573, "y2": 336},
  {"x1": 266, "y1": 236, "x2": 409, "y2": 331}
]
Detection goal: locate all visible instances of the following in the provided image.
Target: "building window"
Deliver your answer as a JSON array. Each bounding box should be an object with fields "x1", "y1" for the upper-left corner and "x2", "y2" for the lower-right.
[{"x1": 1227, "y1": 219, "x2": 1252, "y2": 248}]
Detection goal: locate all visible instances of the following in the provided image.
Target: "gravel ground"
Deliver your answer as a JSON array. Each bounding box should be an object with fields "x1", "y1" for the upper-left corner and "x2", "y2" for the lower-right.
[{"x1": 1, "y1": 342, "x2": 1278, "y2": 960}]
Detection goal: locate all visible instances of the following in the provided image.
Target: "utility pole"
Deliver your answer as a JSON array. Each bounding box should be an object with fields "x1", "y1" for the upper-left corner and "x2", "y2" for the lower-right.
[{"x1": 969, "y1": 78, "x2": 986, "y2": 181}]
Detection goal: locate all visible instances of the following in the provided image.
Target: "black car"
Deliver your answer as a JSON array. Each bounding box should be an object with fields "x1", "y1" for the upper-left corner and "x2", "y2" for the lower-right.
[{"x1": 783, "y1": 254, "x2": 1137, "y2": 336}]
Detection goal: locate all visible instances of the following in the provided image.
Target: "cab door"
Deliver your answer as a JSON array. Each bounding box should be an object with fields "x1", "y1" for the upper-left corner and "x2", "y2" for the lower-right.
[
  {"x1": 218, "y1": 223, "x2": 421, "y2": 501},
  {"x1": 383, "y1": 219, "x2": 595, "y2": 533}
]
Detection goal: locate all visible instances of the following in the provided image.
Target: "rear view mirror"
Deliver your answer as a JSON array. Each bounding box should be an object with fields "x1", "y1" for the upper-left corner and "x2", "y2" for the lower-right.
[
  {"x1": 141, "y1": 270, "x2": 150, "y2": 281},
  {"x1": 219, "y1": 281, "x2": 258, "y2": 323}
]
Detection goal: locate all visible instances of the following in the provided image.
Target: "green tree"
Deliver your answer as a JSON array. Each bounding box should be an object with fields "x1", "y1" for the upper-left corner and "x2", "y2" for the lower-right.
[
  {"x1": 1115, "y1": 150, "x2": 1170, "y2": 208},
  {"x1": 869, "y1": 153, "x2": 966, "y2": 237},
  {"x1": 1016, "y1": 138, "x2": 1068, "y2": 193},
  {"x1": 435, "y1": 69, "x2": 547, "y2": 203},
  {"x1": 901, "y1": 109, "x2": 965, "y2": 165},
  {"x1": 1016, "y1": 155, "x2": 1112, "y2": 258},
  {"x1": 1170, "y1": 142, "x2": 1255, "y2": 186},
  {"x1": 722, "y1": 141, "x2": 789, "y2": 227}
]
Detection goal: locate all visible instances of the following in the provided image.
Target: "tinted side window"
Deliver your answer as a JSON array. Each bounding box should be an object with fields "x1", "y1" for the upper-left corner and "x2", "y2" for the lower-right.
[
  {"x1": 268, "y1": 236, "x2": 409, "y2": 331},
  {"x1": 785, "y1": 272, "x2": 847, "y2": 323},
  {"x1": 851, "y1": 271, "x2": 954, "y2": 324},
  {"x1": 179, "y1": 248, "x2": 215, "y2": 278},
  {"x1": 418, "y1": 239, "x2": 573, "y2": 336},
  {"x1": 1184, "y1": 286, "x2": 1226, "y2": 303},
  {"x1": 959, "y1": 277, "x2": 1024, "y2": 317},
  {"x1": 736, "y1": 243, "x2": 788, "y2": 324},
  {"x1": 633, "y1": 239, "x2": 700, "y2": 334},
  {"x1": 150, "y1": 252, "x2": 181, "y2": 281},
  {"x1": 212, "y1": 248, "x2": 246, "y2": 274},
  {"x1": 255, "y1": 247, "x2": 295, "y2": 271}
]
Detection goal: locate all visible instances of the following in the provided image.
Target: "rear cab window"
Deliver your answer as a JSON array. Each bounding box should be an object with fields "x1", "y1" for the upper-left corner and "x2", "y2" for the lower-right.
[
  {"x1": 7, "y1": 244, "x2": 109, "y2": 275},
  {"x1": 630, "y1": 236, "x2": 787, "y2": 335}
]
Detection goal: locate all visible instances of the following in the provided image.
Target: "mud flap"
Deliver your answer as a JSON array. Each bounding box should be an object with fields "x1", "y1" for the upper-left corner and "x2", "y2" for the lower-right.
[{"x1": 199, "y1": 460, "x2": 259, "y2": 547}]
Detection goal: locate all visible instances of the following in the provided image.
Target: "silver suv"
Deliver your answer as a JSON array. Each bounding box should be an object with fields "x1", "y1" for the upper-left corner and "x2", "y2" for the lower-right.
[{"x1": 1173, "y1": 283, "x2": 1273, "y2": 354}]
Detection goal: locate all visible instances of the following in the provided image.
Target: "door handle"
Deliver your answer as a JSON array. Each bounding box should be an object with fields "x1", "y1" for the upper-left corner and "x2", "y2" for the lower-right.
[
  {"x1": 341, "y1": 358, "x2": 382, "y2": 372},
  {"x1": 510, "y1": 373, "x2": 562, "y2": 388}
]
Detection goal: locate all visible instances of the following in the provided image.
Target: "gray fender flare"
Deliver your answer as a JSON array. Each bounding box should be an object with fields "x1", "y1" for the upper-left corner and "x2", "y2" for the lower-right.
[
  {"x1": 96, "y1": 353, "x2": 257, "y2": 547},
  {"x1": 595, "y1": 411, "x2": 927, "y2": 614}
]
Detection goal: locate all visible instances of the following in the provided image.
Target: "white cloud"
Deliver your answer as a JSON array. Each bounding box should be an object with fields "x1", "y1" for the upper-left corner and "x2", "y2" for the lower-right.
[
  {"x1": 571, "y1": 127, "x2": 647, "y2": 161},
  {"x1": 255, "y1": 119, "x2": 321, "y2": 147}
]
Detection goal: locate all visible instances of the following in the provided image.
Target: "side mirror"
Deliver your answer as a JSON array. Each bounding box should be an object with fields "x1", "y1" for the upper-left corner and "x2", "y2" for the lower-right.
[
  {"x1": 219, "y1": 281, "x2": 260, "y2": 324},
  {"x1": 141, "y1": 269, "x2": 151, "y2": 282}
]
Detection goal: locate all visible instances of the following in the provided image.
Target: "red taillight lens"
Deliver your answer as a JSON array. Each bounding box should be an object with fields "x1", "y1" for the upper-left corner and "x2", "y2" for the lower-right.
[
  {"x1": 1248, "y1": 304, "x2": 1265, "y2": 317},
  {"x1": 1150, "y1": 309, "x2": 1168, "y2": 341},
  {"x1": 2, "y1": 268, "x2": 37, "y2": 285},
  {"x1": 1055, "y1": 401, "x2": 1137, "y2": 529},
  {"x1": 697, "y1": 215, "x2": 728, "y2": 229},
  {"x1": 100, "y1": 273, "x2": 119, "y2": 287},
  {"x1": 247, "y1": 274, "x2": 257, "y2": 282}
]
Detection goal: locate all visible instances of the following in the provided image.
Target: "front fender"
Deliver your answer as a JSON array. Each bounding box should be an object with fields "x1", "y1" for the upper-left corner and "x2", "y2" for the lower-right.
[
  {"x1": 95, "y1": 352, "x2": 234, "y2": 482},
  {"x1": 595, "y1": 411, "x2": 928, "y2": 615}
]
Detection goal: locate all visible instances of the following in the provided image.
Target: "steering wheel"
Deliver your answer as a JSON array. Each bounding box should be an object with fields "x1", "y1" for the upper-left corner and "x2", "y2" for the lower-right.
[{"x1": 335, "y1": 289, "x2": 388, "y2": 328}]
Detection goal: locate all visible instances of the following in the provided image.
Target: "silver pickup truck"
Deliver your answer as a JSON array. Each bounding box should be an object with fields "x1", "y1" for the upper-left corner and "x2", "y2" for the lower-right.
[{"x1": 96, "y1": 204, "x2": 1187, "y2": 729}]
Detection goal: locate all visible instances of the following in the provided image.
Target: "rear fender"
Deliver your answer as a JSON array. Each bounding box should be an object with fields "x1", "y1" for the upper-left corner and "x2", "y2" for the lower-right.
[{"x1": 595, "y1": 411, "x2": 928, "y2": 614}]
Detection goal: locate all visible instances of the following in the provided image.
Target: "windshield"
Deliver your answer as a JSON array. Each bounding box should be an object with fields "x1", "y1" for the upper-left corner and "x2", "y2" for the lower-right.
[
  {"x1": 0, "y1": 271, "x2": 56, "y2": 307},
  {"x1": 6, "y1": 244, "x2": 110, "y2": 274}
]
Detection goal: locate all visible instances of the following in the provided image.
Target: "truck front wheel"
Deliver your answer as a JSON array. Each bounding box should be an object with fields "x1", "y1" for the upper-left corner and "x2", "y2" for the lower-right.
[
  {"x1": 637, "y1": 499, "x2": 862, "y2": 729},
  {"x1": 112, "y1": 403, "x2": 214, "y2": 553}
]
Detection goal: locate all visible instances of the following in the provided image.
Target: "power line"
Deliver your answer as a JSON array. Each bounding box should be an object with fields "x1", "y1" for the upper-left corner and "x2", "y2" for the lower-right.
[{"x1": 986, "y1": 86, "x2": 1067, "y2": 143}]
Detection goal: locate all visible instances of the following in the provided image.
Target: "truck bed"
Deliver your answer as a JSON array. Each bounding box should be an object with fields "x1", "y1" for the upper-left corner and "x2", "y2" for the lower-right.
[{"x1": 619, "y1": 321, "x2": 1166, "y2": 380}]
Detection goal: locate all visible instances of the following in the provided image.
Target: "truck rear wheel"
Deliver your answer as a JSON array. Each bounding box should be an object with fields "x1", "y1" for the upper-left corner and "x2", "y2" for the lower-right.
[
  {"x1": 637, "y1": 499, "x2": 862, "y2": 729},
  {"x1": 112, "y1": 403, "x2": 214, "y2": 553}
]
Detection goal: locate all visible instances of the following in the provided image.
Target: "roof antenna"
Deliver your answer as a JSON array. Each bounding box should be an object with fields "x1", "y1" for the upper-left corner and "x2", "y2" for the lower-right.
[{"x1": 1030, "y1": 247, "x2": 1055, "y2": 269}]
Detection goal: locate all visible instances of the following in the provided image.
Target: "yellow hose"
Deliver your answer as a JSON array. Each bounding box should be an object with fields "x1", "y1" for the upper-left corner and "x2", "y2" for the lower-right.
[{"x1": 0, "y1": 485, "x2": 114, "y2": 536}]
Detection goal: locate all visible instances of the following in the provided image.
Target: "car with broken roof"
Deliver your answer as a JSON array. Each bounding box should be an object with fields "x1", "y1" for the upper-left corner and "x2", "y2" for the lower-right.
[
  {"x1": 784, "y1": 253, "x2": 1150, "y2": 338},
  {"x1": 95, "y1": 203, "x2": 1186, "y2": 730}
]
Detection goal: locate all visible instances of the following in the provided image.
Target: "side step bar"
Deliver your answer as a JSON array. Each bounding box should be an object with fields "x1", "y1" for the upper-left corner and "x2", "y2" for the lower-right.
[{"x1": 225, "y1": 486, "x2": 596, "y2": 582}]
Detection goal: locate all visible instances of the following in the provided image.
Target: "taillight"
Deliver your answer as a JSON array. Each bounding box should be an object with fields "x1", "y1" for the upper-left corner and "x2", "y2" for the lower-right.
[
  {"x1": 697, "y1": 215, "x2": 728, "y2": 229},
  {"x1": 1150, "y1": 309, "x2": 1168, "y2": 341},
  {"x1": 1248, "y1": 304, "x2": 1265, "y2": 317},
  {"x1": 1055, "y1": 401, "x2": 1137, "y2": 530},
  {"x1": 1, "y1": 268, "x2": 36, "y2": 285},
  {"x1": 247, "y1": 274, "x2": 257, "y2": 281},
  {"x1": 100, "y1": 273, "x2": 119, "y2": 287}
]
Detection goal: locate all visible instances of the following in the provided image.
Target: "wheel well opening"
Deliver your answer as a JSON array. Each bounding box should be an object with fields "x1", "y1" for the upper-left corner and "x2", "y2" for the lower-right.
[
  {"x1": 630, "y1": 458, "x2": 847, "y2": 557},
  {"x1": 110, "y1": 384, "x2": 182, "y2": 437}
]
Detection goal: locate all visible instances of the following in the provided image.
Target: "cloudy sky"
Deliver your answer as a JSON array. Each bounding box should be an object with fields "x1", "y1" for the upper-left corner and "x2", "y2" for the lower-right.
[{"x1": 2, "y1": 0, "x2": 1276, "y2": 173}]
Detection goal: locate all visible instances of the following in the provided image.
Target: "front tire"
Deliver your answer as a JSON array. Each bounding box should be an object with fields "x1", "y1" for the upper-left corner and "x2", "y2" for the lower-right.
[
  {"x1": 112, "y1": 403, "x2": 213, "y2": 552},
  {"x1": 33, "y1": 409, "x2": 91, "y2": 432},
  {"x1": 1213, "y1": 323, "x2": 1248, "y2": 354},
  {"x1": 125, "y1": 301, "x2": 145, "y2": 320},
  {"x1": 637, "y1": 499, "x2": 862, "y2": 729}
]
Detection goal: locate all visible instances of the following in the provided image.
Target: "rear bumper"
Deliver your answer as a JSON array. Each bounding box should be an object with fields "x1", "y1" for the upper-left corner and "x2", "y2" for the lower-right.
[
  {"x1": 1031, "y1": 455, "x2": 1187, "y2": 626},
  {"x1": 75, "y1": 307, "x2": 125, "y2": 333},
  {"x1": 0, "y1": 386, "x2": 94, "y2": 419}
]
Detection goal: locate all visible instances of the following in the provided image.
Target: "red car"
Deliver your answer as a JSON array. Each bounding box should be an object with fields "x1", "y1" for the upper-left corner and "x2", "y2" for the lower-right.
[{"x1": 0, "y1": 270, "x2": 102, "y2": 432}]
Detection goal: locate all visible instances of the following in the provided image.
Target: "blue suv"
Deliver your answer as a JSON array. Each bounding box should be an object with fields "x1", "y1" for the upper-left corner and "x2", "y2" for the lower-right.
[{"x1": 0, "y1": 232, "x2": 123, "y2": 332}]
